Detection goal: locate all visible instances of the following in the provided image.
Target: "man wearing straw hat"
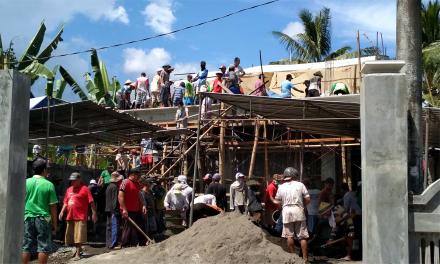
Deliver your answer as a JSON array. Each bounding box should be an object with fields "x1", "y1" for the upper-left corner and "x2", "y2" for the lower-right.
[{"x1": 308, "y1": 71, "x2": 323, "y2": 97}]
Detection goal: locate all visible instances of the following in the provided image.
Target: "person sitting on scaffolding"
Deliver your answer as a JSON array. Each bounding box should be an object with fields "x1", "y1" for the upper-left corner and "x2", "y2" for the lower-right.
[{"x1": 267, "y1": 74, "x2": 303, "y2": 98}]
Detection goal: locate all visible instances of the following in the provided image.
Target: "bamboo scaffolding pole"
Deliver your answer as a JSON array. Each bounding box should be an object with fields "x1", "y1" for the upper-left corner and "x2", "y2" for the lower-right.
[
  {"x1": 248, "y1": 120, "x2": 260, "y2": 178},
  {"x1": 264, "y1": 120, "x2": 269, "y2": 183},
  {"x1": 219, "y1": 103, "x2": 226, "y2": 183},
  {"x1": 424, "y1": 111, "x2": 430, "y2": 188},
  {"x1": 189, "y1": 94, "x2": 203, "y2": 227}
]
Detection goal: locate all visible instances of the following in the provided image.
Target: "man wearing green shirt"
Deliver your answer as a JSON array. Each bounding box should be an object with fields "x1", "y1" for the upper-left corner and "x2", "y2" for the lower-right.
[
  {"x1": 22, "y1": 157, "x2": 58, "y2": 264},
  {"x1": 183, "y1": 74, "x2": 195, "y2": 106}
]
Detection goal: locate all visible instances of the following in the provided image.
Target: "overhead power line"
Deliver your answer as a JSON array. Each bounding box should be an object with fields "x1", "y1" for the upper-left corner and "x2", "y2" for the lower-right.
[{"x1": 13, "y1": 0, "x2": 280, "y2": 64}]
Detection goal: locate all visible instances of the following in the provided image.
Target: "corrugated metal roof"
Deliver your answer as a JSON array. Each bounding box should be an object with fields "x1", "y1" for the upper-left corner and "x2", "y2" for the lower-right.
[
  {"x1": 203, "y1": 93, "x2": 440, "y2": 147},
  {"x1": 29, "y1": 101, "x2": 165, "y2": 145}
]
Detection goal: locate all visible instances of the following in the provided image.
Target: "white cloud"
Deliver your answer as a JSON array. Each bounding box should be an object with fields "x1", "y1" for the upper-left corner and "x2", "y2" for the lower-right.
[
  {"x1": 122, "y1": 47, "x2": 171, "y2": 77},
  {"x1": 0, "y1": 0, "x2": 129, "y2": 49},
  {"x1": 320, "y1": 0, "x2": 396, "y2": 42},
  {"x1": 282, "y1": 22, "x2": 304, "y2": 37},
  {"x1": 103, "y1": 5, "x2": 129, "y2": 24},
  {"x1": 142, "y1": 0, "x2": 176, "y2": 35}
]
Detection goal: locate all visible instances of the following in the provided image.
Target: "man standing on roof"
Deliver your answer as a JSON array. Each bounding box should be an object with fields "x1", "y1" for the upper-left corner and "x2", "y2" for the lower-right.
[
  {"x1": 308, "y1": 71, "x2": 322, "y2": 97},
  {"x1": 234, "y1": 57, "x2": 246, "y2": 77},
  {"x1": 175, "y1": 101, "x2": 189, "y2": 129},
  {"x1": 59, "y1": 172, "x2": 97, "y2": 261},
  {"x1": 135, "y1": 72, "x2": 150, "y2": 108},
  {"x1": 22, "y1": 158, "x2": 58, "y2": 264},
  {"x1": 159, "y1": 65, "x2": 173, "y2": 107},
  {"x1": 192, "y1": 61, "x2": 209, "y2": 96},
  {"x1": 183, "y1": 74, "x2": 195, "y2": 105},
  {"x1": 212, "y1": 72, "x2": 224, "y2": 94},
  {"x1": 150, "y1": 68, "x2": 162, "y2": 107},
  {"x1": 274, "y1": 167, "x2": 310, "y2": 262}
]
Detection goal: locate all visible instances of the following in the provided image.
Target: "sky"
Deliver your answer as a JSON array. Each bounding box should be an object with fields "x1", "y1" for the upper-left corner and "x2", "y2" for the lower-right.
[{"x1": 0, "y1": 0, "x2": 397, "y2": 101}]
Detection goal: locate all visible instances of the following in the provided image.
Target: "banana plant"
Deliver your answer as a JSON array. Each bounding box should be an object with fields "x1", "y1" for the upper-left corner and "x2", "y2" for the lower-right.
[
  {"x1": 21, "y1": 61, "x2": 87, "y2": 100},
  {"x1": 84, "y1": 49, "x2": 117, "y2": 107}
]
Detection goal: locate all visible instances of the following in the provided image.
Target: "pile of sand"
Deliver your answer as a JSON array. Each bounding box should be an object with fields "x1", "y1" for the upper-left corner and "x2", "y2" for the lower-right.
[{"x1": 79, "y1": 213, "x2": 304, "y2": 264}]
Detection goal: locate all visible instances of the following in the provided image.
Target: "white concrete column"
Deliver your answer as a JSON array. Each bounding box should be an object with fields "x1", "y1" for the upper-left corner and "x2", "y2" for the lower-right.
[
  {"x1": 0, "y1": 70, "x2": 30, "y2": 263},
  {"x1": 361, "y1": 62, "x2": 409, "y2": 263}
]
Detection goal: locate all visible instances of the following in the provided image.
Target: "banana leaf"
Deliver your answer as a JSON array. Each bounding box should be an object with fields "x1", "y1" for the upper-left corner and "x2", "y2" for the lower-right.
[
  {"x1": 90, "y1": 49, "x2": 108, "y2": 100},
  {"x1": 59, "y1": 66, "x2": 88, "y2": 100},
  {"x1": 17, "y1": 22, "x2": 46, "y2": 70},
  {"x1": 54, "y1": 79, "x2": 67, "y2": 99},
  {"x1": 36, "y1": 25, "x2": 64, "y2": 65},
  {"x1": 111, "y1": 76, "x2": 120, "y2": 101},
  {"x1": 85, "y1": 72, "x2": 98, "y2": 102},
  {"x1": 21, "y1": 60, "x2": 54, "y2": 80}
]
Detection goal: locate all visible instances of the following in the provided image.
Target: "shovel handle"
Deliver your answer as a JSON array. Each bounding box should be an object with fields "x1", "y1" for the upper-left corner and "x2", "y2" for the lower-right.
[{"x1": 127, "y1": 216, "x2": 154, "y2": 244}]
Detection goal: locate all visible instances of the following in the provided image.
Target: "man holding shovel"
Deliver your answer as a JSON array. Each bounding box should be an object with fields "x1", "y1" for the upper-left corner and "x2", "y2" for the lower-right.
[{"x1": 118, "y1": 167, "x2": 146, "y2": 247}]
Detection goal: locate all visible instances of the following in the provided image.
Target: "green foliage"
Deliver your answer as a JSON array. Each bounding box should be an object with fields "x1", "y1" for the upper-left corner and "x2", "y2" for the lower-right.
[
  {"x1": 17, "y1": 22, "x2": 47, "y2": 70},
  {"x1": 21, "y1": 61, "x2": 55, "y2": 97},
  {"x1": 422, "y1": 42, "x2": 440, "y2": 106},
  {"x1": 422, "y1": 0, "x2": 440, "y2": 47},
  {"x1": 111, "y1": 76, "x2": 120, "y2": 101},
  {"x1": 59, "y1": 66, "x2": 88, "y2": 100},
  {"x1": 272, "y1": 7, "x2": 333, "y2": 62},
  {"x1": 87, "y1": 49, "x2": 117, "y2": 106}
]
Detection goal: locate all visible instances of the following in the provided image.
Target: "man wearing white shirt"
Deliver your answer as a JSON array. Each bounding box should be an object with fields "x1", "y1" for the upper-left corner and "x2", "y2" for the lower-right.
[{"x1": 274, "y1": 167, "x2": 310, "y2": 262}]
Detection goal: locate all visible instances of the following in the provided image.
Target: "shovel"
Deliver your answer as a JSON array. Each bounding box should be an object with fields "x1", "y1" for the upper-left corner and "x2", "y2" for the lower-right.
[{"x1": 127, "y1": 216, "x2": 155, "y2": 244}]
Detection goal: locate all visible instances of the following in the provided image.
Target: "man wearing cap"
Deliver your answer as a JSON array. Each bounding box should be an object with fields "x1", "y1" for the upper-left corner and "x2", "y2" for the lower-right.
[
  {"x1": 274, "y1": 167, "x2": 310, "y2": 262},
  {"x1": 219, "y1": 65, "x2": 227, "y2": 78},
  {"x1": 229, "y1": 172, "x2": 248, "y2": 213},
  {"x1": 118, "y1": 167, "x2": 145, "y2": 247},
  {"x1": 268, "y1": 74, "x2": 303, "y2": 98},
  {"x1": 202, "y1": 173, "x2": 213, "y2": 192},
  {"x1": 59, "y1": 172, "x2": 97, "y2": 260},
  {"x1": 105, "y1": 172, "x2": 123, "y2": 249},
  {"x1": 206, "y1": 173, "x2": 227, "y2": 210},
  {"x1": 308, "y1": 71, "x2": 322, "y2": 97},
  {"x1": 22, "y1": 158, "x2": 58, "y2": 264},
  {"x1": 192, "y1": 194, "x2": 222, "y2": 223},
  {"x1": 159, "y1": 65, "x2": 173, "y2": 107}
]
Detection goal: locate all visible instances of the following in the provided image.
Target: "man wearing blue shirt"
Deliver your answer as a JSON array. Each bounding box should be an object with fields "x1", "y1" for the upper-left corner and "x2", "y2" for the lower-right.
[{"x1": 267, "y1": 74, "x2": 303, "y2": 98}]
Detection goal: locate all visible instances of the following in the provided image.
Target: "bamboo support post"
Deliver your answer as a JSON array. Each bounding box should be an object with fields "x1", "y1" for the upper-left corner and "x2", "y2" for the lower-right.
[
  {"x1": 161, "y1": 144, "x2": 167, "y2": 175},
  {"x1": 356, "y1": 30, "x2": 362, "y2": 91},
  {"x1": 341, "y1": 145, "x2": 347, "y2": 183},
  {"x1": 248, "y1": 120, "x2": 260, "y2": 178},
  {"x1": 264, "y1": 121, "x2": 269, "y2": 183},
  {"x1": 219, "y1": 103, "x2": 226, "y2": 183}
]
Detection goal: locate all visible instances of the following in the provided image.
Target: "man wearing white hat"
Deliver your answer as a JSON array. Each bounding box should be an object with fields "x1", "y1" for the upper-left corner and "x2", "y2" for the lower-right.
[
  {"x1": 164, "y1": 175, "x2": 193, "y2": 226},
  {"x1": 229, "y1": 172, "x2": 248, "y2": 213}
]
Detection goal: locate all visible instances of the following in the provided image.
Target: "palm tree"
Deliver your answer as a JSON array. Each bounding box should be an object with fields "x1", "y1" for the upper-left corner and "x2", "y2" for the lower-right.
[
  {"x1": 422, "y1": 0, "x2": 440, "y2": 47},
  {"x1": 273, "y1": 7, "x2": 349, "y2": 62}
]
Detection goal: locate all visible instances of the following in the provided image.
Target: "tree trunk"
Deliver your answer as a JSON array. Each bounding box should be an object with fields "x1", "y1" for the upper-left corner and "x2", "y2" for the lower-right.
[{"x1": 396, "y1": 0, "x2": 423, "y2": 193}]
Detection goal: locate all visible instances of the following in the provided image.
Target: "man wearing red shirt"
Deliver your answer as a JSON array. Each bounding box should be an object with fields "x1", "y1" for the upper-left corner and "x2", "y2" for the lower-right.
[
  {"x1": 264, "y1": 174, "x2": 282, "y2": 227},
  {"x1": 212, "y1": 72, "x2": 224, "y2": 93},
  {"x1": 118, "y1": 167, "x2": 145, "y2": 247},
  {"x1": 59, "y1": 172, "x2": 97, "y2": 260}
]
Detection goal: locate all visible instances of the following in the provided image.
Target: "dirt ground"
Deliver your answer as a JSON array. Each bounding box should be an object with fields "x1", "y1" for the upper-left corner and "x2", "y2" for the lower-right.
[{"x1": 39, "y1": 213, "x2": 361, "y2": 264}]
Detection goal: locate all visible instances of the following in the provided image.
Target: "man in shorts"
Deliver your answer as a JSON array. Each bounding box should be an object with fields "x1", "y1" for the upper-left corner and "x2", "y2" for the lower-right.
[
  {"x1": 274, "y1": 167, "x2": 310, "y2": 262},
  {"x1": 59, "y1": 172, "x2": 97, "y2": 260},
  {"x1": 22, "y1": 157, "x2": 58, "y2": 264}
]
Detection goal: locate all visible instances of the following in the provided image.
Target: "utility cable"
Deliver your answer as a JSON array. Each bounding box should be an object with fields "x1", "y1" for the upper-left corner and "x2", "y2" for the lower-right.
[{"x1": 9, "y1": 0, "x2": 280, "y2": 65}]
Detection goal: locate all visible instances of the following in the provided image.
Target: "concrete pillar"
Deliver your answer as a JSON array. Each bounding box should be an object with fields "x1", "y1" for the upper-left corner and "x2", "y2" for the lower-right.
[
  {"x1": 361, "y1": 63, "x2": 409, "y2": 263},
  {"x1": 0, "y1": 70, "x2": 30, "y2": 263}
]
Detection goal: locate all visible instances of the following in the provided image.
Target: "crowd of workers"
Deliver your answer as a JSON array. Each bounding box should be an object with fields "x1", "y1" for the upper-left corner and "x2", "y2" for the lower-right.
[
  {"x1": 113, "y1": 56, "x2": 350, "y2": 110},
  {"x1": 22, "y1": 153, "x2": 361, "y2": 263}
]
